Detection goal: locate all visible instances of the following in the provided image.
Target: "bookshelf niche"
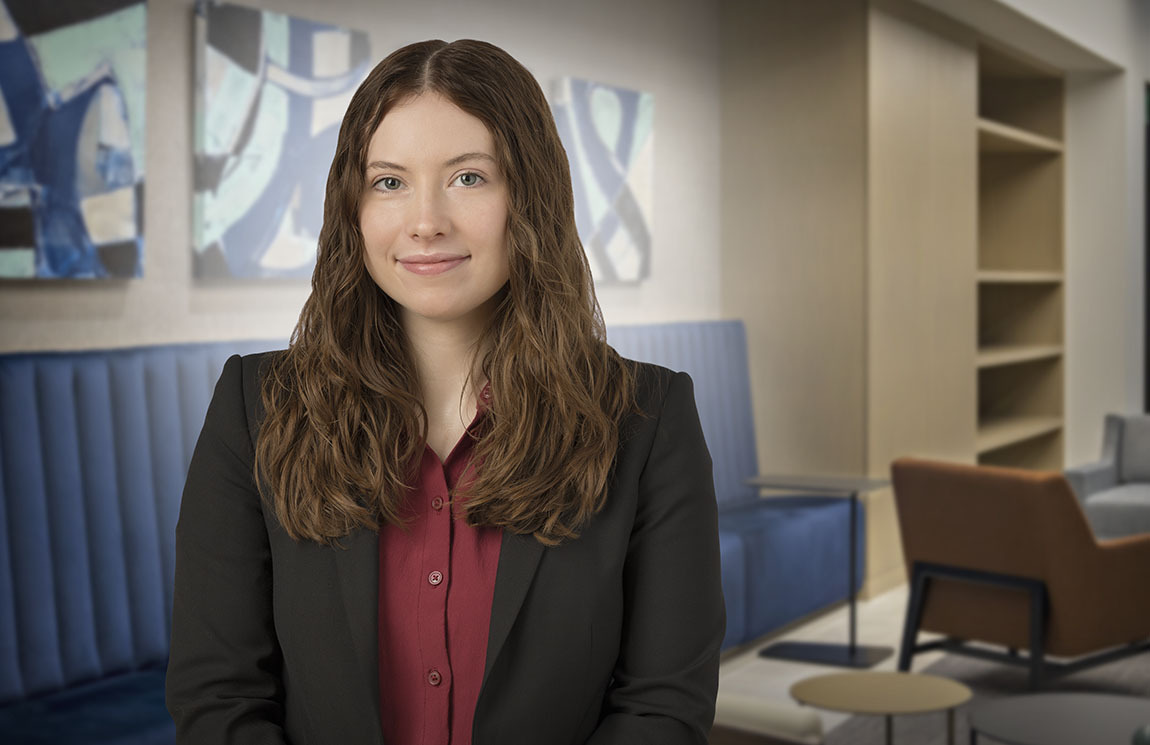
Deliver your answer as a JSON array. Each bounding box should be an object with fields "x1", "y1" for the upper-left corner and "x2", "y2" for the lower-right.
[{"x1": 976, "y1": 44, "x2": 1065, "y2": 470}]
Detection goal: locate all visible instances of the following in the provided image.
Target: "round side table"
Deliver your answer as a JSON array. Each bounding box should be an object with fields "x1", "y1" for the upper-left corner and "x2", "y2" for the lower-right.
[
  {"x1": 970, "y1": 693, "x2": 1150, "y2": 745},
  {"x1": 790, "y1": 670, "x2": 972, "y2": 745}
]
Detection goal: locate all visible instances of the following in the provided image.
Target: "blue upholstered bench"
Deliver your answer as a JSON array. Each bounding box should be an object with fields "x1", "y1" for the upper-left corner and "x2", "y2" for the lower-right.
[
  {"x1": 0, "y1": 341, "x2": 278, "y2": 744},
  {"x1": 0, "y1": 321, "x2": 861, "y2": 741},
  {"x1": 608, "y1": 321, "x2": 864, "y2": 650}
]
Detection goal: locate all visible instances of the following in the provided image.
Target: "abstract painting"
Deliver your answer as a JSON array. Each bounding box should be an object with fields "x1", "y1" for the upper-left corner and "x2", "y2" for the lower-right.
[
  {"x1": 193, "y1": 0, "x2": 370, "y2": 279},
  {"x1": 0, "y1": 0, "x2": 146, "y2": 279},
  {"x1": 550, "y1": 77, "x2": 653, "y2": 284}
]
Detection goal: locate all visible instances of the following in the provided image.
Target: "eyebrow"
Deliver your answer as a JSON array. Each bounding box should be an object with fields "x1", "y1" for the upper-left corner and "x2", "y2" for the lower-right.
[{"x1": 366, "y1": 152, "x2": 497, "y2": 172}]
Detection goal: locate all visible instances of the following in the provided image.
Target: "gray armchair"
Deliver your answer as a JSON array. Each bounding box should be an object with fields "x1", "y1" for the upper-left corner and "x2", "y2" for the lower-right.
[{"x1": 1065, "y1": 413, "x2": 1150, "y2": 539}]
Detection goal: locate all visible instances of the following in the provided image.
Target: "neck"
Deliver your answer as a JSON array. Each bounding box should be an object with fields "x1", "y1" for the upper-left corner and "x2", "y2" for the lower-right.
[{"x1": 402, "y1": 310, "x2": 491, "y2": 425}]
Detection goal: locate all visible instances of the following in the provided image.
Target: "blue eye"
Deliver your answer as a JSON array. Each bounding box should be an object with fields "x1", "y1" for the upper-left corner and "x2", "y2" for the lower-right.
[
  {"x1": 376, "y1": 176, "x2": 402, "y2": 191},
  {"x1": 455, "y1": 172, "x2": 484, "y2": 187}
]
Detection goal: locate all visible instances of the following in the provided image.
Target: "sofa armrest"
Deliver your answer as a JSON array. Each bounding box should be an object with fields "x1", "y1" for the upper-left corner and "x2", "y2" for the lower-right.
[{"x1": 1064, "y1": 460, "x2": 1117, "y2": 503}]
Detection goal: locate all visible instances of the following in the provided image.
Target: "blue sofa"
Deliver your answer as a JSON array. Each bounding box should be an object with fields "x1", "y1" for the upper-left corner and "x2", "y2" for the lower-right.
[
  {"x1": 0, "y1": 341, "x2": 277, "y2": 744},
  {"x1": 608, "y1": 321, "x2": 864, "y2": 650},
  {"x1": 0, "y1": 320, "x2": 861, "y2": 742}
]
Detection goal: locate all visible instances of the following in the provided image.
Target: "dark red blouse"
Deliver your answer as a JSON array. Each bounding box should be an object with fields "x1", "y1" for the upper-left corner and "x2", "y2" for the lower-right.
[{"x1": 378, "y1": 388, "x2": 503, "y2": 745}]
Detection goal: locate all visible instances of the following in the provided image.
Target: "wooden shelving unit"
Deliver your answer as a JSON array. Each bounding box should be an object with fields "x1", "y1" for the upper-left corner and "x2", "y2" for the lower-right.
[
  {"x1": 977, "y1": 270, "x2": 1063, "y2": 284},
  {"x1": 977, "y1": 118, "x2": 1063, "y2": 154},
  {"x1": 976, "y1": 44, "x2": 1066, "y2": 469},
  {"x1": 976, "y1": 416, "x2": 1064, "y2": 455},
  {"x1": 977, "y1": 344, "x2": 1063, "y2": 369}
]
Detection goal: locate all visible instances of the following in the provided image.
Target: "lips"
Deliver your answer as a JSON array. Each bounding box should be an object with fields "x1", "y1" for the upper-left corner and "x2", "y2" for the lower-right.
[{"x1": 398, "y1": 253, "x2": 468, "y2": 276}]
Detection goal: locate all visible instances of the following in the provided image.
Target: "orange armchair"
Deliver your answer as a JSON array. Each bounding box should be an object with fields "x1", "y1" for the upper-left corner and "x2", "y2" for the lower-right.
[{"x1": 890, "y1": 456, "x2": 1150, "y2": 688}]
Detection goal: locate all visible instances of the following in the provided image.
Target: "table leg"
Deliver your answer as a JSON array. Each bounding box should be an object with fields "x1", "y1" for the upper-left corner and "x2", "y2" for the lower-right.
[
  {"x1": 757, "y1": 489, "x2": 892, "y2": 668},
  {"x1": 948, "y1": 707, "x2": 954, "y2": 745},
  {"x1": 885, "y1": 714, "x2": 893, "y2": 745},
  {"x1": 849, "y1": 491, "x2": 858, "y2": 653}
]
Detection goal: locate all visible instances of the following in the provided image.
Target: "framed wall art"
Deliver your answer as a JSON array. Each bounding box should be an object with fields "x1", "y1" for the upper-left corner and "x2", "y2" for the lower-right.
[
  {"x1": 193, "y1": 0, "x2": 370, "y2": 279},
  {"x1": 550, "y1": 77, "x2": 653, "y2": 285},
  {"x1": 0, "y1": 0, "x2": 146, "y2": 279}
]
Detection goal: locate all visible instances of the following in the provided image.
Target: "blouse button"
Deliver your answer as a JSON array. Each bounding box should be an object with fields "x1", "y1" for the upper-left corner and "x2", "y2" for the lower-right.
[
  {"x1": 431, "y1": 496, "x2": 444, "y2": 511},
  {"x1": 428, "y1": 570, "x2": 444, "y2": 586},
  {"x1": 428, "y1": 669, "x2": 442, "y2": 686}
]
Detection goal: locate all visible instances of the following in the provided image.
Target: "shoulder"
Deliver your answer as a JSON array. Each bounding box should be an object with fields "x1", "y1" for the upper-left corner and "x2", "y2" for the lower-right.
[
  {"x1": 211, "y1": 350, "x2": 285, "y2": 444},
  {"x1": 620, "y1": 356, "x2": 694, "y2": 415},
  {"x1": 615, "y1": 357, "x2": 701, "y2": 459},
  {"x1": 234, "y1": 349, "x2": 285, "y2": 383},
  {"x1": 216, "y1": 350, "x2": 284, "y2": 402}
]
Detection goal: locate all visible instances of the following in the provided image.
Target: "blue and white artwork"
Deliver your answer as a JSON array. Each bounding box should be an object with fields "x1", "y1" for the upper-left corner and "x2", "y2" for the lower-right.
[
  {"x1": 193, "y1": 0, "x2": 370, "y2": 279},
  {"x1": 551, "y1": 78, "x2": 653, "y2": 284},
  {"x1": 0, "y1": 0, "x2": 146, "y2": 279}
]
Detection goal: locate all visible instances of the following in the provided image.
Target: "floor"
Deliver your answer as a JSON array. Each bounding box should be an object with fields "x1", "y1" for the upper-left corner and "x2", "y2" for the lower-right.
[{"x1": 716, "y1": 582, "x2": 945, "y2": 734}]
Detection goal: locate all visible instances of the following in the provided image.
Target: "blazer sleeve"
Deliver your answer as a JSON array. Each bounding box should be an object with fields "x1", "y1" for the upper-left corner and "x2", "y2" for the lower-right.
[
  {"x1": 165, "y1": 354, "x2": 289, "y2": 744},
  {"x1": 586, "y1": 371, "x2": 725, "y2": 745}
]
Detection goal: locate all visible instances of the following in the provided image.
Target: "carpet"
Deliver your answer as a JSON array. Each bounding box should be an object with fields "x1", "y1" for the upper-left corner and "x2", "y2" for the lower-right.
[{"x1": 823, "y1": 651, "x2": 1150, "y2": 745}]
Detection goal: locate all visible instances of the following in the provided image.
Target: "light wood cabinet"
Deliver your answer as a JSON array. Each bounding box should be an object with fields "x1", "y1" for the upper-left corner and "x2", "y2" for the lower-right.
[
  {"x1": 976, "y1": 45, "x2": 1066, "y2": 469},
  {"x1": 719, "y1": 0, "x2": 1068, "y2": 595}
]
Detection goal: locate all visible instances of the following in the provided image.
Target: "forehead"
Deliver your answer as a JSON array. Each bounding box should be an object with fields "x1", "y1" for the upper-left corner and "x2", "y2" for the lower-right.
[{"x1": 365, "y1": 92, "x2": 496, "y2": 159}]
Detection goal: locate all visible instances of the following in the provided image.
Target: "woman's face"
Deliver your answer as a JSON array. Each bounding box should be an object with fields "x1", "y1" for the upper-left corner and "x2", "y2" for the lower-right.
[{"x1": 359, "y1": 92, "x2": 511, "y2": 329}]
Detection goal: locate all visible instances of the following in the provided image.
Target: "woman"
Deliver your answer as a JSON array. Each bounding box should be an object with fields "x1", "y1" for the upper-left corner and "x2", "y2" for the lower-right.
[{"x1": 166, "y1": 39, "x2": 724, "y2": 745}]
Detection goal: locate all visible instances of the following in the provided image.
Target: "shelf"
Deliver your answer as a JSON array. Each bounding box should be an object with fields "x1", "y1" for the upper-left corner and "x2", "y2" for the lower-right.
[
  {"x1": 977, "y1": 270, "x2": 1063, "y2": 284},
  {"x1": 978, "y1": 118, "x2": 1063, "y2": 154},
  {"x1": 977, "y1": 416, "x2": 1063, "y2": 454},
  {"x1": 975, "y1": 44, "x2": 1065, "y2": 471},
  {"x1": 977, "y1": 344, "x2": 1062, "y2": 369}
]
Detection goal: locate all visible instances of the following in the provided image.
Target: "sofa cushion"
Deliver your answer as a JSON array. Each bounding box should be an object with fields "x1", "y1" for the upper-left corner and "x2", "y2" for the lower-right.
[
  {"x1": 1084, "y1": 483, "x2": 1150, "y2": 539},
  {"x1": 1119, "y1": 416, "x2": 1150, "y2": 483},
  {"x1": 0, "y1": 667, "x2": 173, "y2": 745},
  {"x1": 718, "y1": 497, "x2": 864, "y2": 641}
]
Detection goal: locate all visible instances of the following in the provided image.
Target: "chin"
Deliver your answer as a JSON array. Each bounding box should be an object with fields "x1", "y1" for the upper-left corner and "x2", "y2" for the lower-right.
[{"x1": 405, "y1": 302, "x2": 480, "y2": 324}]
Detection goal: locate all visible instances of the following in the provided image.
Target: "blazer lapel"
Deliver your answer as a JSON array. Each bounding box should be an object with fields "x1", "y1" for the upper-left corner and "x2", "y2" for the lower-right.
[
  {"x1": 333, "y1": 526, "x2": 384, "y2": 744},
  {"x1": 327, "y1": 524, "x2": 543, "y2": 735},
  {"x1": 482, "y1": 530, "x2": 545, "y2": 685}
]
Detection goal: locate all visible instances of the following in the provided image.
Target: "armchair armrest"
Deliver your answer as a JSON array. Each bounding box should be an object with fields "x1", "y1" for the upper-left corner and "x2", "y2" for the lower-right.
[
  {"x1": 1065, "y1": 413, "x2": 1125, "y2": 502},
  {"x1": 1064, "y1": 460, "x2": 1117, "y2": 503}
]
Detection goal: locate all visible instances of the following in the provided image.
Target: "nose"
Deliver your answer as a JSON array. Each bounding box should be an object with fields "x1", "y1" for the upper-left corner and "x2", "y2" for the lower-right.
[{"x1": 408, "y1": 187, "x2": 449, "y2": 241}]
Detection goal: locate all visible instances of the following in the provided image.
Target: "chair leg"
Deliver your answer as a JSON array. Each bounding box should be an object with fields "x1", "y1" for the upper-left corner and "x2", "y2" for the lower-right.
[
  {"x1": 1028, "y1": 582, "x2": 1046, "y2": 689},
  {"x1": 898, "y1": 567, "x2": 929, "y2": 671},
  {"x1": 1028, "y1": 648, "x2": 1045, "y2": 688}
]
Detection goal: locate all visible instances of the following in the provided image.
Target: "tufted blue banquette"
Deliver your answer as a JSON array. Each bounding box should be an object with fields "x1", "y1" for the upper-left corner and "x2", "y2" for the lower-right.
[
  {"x1": 0, "y1": 321, "x2": 862, "y2": 742},
  {"x1": 0, "y1": 340, "x2": 279, "y2": 744}
]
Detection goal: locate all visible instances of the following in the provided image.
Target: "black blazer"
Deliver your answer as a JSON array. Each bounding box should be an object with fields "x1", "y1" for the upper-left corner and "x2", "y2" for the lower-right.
[{"x1": 166, "y1": 352, "x2": 725, "y2": 745}]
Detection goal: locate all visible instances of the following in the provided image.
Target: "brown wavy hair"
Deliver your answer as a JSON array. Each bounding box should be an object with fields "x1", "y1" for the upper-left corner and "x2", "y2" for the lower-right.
[{"x1": 254, "y1": 39, "x2": 636, "y2": 545}]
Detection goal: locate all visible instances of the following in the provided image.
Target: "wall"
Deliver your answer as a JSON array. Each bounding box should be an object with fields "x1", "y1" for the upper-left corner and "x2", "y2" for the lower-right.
[{"x1": 0, "y1": 0, "x2": 722, "y2": 353}]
